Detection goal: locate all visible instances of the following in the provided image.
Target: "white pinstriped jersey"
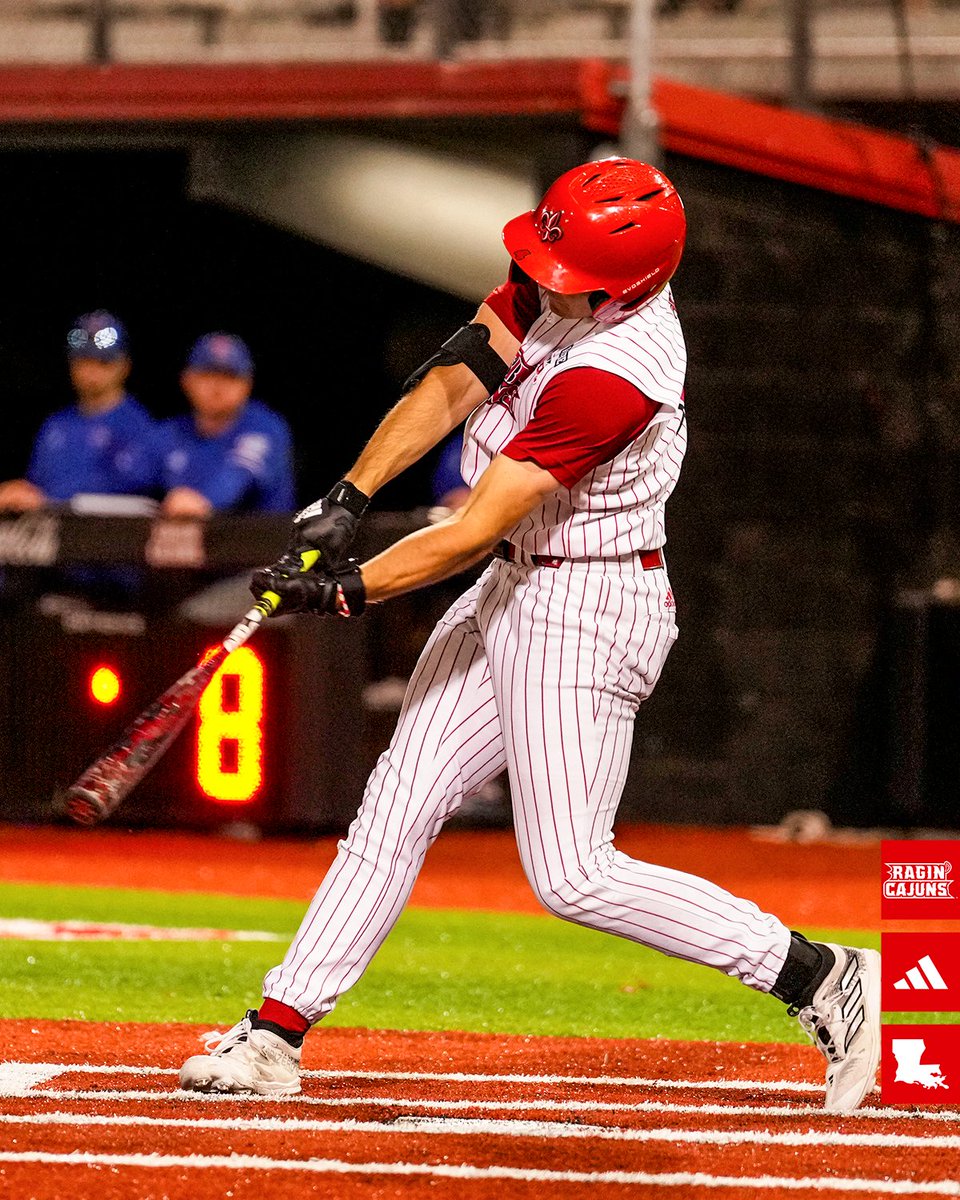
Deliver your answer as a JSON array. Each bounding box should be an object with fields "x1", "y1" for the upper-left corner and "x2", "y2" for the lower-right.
[{"x1": 461, "y1": 284, "x2": 687, "y2": 560}]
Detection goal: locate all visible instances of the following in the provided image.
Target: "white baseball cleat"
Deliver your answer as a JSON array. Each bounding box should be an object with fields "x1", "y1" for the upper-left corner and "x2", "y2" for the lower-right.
[
  {"x1": 179, "y1": 1009, "x2": 301, "y2": 1095},
  {"x1": 794, "y1": 943, "x2": 881, "y2": 1114}
]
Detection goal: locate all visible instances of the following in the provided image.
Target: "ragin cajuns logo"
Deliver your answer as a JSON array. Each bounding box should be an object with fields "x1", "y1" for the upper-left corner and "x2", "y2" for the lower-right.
[
  {"x1": 884, "y1": 861, "x2": 955, "y2": 900},
  {"x1": 536, "y1": 208, "x2": 564, "y2": 242}
]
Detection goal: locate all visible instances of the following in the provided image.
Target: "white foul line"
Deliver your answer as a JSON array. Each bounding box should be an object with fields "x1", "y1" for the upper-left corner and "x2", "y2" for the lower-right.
[
  {"x1": 0, "y1": 917, "x2": 282, "y2": 942},
  {"x1": 0, "y1": 1151, "x2": 957, "y2": 1194},
  {"x1": 0, "y1": 1064, "x2": 66, "y2": 1096},
  {"x1": 2, "y1": 1060, "x2": 831, "y2": 1093},
  {"x1": 0, "y1": 1109, "x2": 958, "y2": 1150},
  {"x1": 4, "y1": 1086, "x2": 957, "y2": 1124}
]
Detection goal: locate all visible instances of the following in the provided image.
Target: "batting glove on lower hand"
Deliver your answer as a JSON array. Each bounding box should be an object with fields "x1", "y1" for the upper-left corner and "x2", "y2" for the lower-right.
[
  {"x1": 250, "y1": 559, "x2": 366, "y2": 618},
  {"x1": 288, "y1": 480, "x2": 370, "y2": 570}
]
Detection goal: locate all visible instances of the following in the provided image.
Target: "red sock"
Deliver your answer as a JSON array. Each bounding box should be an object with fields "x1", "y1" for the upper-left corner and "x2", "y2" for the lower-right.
[{"x1": 258, "y1": 997, "x2": 311, "y2": 1035}]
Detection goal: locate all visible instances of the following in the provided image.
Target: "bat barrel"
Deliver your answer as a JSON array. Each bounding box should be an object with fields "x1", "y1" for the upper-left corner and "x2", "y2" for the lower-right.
[{"x1": 63, "y1": 785, "x2": 113, "y2": 825}]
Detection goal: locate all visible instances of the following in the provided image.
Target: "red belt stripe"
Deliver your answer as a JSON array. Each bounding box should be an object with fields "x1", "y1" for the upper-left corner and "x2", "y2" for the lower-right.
[{"x1": 494, "y1": 541, "x2": 664, "y2": 571}]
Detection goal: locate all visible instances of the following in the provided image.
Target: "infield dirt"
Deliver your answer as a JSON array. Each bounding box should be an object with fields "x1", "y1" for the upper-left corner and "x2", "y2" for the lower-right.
[{"x1": 2, "y1": 1020, "x2": 957, "y2": 1200}]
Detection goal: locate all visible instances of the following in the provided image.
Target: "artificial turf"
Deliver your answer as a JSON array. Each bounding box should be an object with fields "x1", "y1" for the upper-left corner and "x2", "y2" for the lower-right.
[{"x1": 0, "y1": 881, "x2": 893, "y2": 1040}]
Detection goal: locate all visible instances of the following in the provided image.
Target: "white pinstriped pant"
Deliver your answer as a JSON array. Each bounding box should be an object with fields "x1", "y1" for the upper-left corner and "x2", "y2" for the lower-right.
[{"x1": 264, "y1": 556, "x2": 791, "y2": 1023}]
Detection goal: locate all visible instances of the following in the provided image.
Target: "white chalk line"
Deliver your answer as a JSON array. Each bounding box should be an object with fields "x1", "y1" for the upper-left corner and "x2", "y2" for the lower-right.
[
  {"x1": 0, "y1": 1059, "x2": 831, "y2": 1092},
  {"x1": 0, "y1": 917, "x2": 282, "y2": 942},
  {"x1": 0, "y1": 1064, "x2": 64, "y2": 1095},
  {"x1": 1, "y1": 1109, "x2": 959, "y2": 1151},
  {"x1": 3, "y1": 1086, "x2": 955, "y2": 1124},
  {"x1": 0, "y1": 1151, "x2": 957, "y2": 1193}
]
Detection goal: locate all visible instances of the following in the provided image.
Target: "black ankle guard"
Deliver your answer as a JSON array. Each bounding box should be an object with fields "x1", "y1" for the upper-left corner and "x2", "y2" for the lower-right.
[
  {"x1": 252, "y1": 1016, "x2": 305, "y2": 1049},
  {"x1": 770, "y1": 931, "x2": 833, "y2": 1008}
]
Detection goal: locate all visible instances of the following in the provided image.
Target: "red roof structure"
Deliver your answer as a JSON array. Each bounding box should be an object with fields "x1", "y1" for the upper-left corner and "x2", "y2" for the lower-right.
[{"x1": 0, "y1": 58, "x2": 955, "y2": 222}]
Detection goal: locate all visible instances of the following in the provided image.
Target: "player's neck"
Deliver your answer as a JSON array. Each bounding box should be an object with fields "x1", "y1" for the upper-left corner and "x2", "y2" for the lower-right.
[
  {"x1": 194, "y1": 412, "x2": 236, "y2": 438},
  {"x1": 76, "y1": 386, "x2": 126, "y2": 417},
  {"x1": 193, "y1": 403, "x2": 246, "y2": 439}
]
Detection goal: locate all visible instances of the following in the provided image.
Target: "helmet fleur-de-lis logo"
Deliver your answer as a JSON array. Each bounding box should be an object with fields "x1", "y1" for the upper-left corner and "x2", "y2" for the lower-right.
[{"x1": 536, "y1": 208, "x2": 564, "y2": 242}]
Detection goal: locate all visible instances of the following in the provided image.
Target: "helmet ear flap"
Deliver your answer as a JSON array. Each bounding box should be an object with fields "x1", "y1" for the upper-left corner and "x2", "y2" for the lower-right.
[{"x1": 590, "y1": 282, "x2": 669, "y2": 324}]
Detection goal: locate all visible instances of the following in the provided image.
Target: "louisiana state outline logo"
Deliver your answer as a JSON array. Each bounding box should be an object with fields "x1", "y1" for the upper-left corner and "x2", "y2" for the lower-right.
[
  {"x1": 882, "y1": 1024, "x2": 960, "y2": 1104},
  {"x1": 536, "y1": 208, "x2": 564, "y2": 242}
]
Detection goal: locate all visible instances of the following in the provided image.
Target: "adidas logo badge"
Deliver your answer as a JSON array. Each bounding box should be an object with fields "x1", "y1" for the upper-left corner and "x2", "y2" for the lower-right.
[{"x1": 893, "y1": 955, "x2": 948, "y2": 991}]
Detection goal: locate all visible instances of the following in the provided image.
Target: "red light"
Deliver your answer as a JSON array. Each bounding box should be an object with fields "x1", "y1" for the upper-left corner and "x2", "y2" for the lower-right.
[
  {"x1": 196, "y1": 645, "x2": 265, "y2": 804},
  {"x1": 88, "y1": 665, "x2": 121, "y2": 706}
]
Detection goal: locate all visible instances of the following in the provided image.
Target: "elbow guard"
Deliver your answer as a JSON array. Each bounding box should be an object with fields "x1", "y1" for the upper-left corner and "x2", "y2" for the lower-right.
[{"x1": 403, "y1": 323, "x2": 509, "y2": 397}]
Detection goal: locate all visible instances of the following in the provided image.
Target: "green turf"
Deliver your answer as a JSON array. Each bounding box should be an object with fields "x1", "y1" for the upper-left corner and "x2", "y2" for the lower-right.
[{"x1": 0, "y1": 881, "x2": 883, "y2": 1040}]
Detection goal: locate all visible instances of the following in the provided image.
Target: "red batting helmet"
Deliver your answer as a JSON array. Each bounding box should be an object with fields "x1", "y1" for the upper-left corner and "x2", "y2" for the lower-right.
[{"x1": 502, "y1": 158, "x2": 686, "y2": 306}]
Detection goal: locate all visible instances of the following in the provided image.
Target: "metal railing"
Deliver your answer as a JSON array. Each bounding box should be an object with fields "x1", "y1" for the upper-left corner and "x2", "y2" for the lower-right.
[{"x1": 0, "y1": 0, "x2": 954, "y2": 103}]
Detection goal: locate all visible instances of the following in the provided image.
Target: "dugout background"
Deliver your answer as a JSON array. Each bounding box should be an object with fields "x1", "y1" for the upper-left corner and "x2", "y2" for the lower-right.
[{"x1": 0, "y1": 133, "x2": 957, "y2": 831}]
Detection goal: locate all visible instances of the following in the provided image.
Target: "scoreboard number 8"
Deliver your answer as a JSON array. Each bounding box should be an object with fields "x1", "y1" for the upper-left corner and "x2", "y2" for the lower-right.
[{"x1": 196, "y1": 645, "x2": 265, "y2": 804}]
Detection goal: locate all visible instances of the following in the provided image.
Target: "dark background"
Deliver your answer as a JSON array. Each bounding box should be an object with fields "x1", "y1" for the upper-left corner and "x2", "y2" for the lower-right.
[{"x1": 0, "y1": 147, "x2": 472, "y2": 512}]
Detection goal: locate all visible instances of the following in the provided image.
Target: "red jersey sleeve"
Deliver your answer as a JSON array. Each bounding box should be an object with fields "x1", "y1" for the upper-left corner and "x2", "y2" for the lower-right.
[
  {"x1": 483, "y1": 262, "x2": 542, "y2": 341},
  {"x1": 502, "y1": 367, "x2": 659, "y2": 489}
]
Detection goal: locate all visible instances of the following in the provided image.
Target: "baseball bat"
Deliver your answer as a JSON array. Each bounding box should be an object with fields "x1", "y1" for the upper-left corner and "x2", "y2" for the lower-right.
[{"x1": 62, "y1": 549, "x2": 320, "y2": 826}]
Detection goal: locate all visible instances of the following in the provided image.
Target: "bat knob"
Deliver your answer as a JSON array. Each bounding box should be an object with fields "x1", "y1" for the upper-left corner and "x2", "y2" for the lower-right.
[{"x1": 64, "y1": 785, "x2": 112, "y2": 826}]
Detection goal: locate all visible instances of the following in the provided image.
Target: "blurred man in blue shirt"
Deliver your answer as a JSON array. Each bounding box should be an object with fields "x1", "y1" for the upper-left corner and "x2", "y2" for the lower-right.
[
  {"x1": 158, "y1": 333, "x2": 294, "y2": 518},
  {"x1": 0, "y1": 311, "x2": 157, "y2": 511},
  {"x1": 430, "y1": 431, "x2": 470, "y2": 512}
]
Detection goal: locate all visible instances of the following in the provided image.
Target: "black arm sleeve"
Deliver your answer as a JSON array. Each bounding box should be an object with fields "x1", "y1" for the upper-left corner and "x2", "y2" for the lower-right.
[{"x1": 403, "y1": 323, "x2": 510, "y2": 397}]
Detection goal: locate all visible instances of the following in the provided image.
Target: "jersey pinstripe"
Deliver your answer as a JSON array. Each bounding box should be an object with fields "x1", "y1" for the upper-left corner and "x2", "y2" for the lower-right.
[{"x1": 462, "y1": 285, "x2": 687, "y2": 559}]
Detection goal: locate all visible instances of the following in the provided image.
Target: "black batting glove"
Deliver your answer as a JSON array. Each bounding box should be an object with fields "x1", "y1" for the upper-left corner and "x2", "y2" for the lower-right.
[
  {"x1": 290, "y1": 479, "x2": 370, "y2": 570},
  {"x1": 250, "y1": 559, "x2": 366, "y2": 618},
  {"x1": 247, "y1": 549, "x2": 309, "y2": 611}
]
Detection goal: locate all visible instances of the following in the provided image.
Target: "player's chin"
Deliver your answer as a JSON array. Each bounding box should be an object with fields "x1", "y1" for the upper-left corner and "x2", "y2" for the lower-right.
[
  {"x1": 546, "y1": 295, "x2": 574, "y2": 318},
  {"x1": 545, "y1": 291, "x2": 588, "y2": 319}
]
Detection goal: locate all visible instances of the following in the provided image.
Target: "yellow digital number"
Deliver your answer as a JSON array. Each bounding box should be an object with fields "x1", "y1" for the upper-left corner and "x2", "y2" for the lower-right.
[{"x1": 197, "y1": 645, "x2": 265, "y2": 803}]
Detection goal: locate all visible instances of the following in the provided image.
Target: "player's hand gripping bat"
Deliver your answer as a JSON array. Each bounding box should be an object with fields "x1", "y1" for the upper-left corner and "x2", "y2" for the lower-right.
[{"x1": 62, "y1": 550, "x2": 320, "y2": 826}]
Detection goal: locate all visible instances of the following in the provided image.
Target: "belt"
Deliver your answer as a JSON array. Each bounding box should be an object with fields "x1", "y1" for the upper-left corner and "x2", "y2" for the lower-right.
[{"x1": 494, "y1": 541, "x2": 664, "y2": 571}]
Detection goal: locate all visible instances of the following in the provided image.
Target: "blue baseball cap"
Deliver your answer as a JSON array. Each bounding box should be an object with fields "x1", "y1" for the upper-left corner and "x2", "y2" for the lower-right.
[
  {"x1": 186, "y1": 332, "x2": 254, "y2": 377},
  {"x1": 67, "y1": 310, "x2": 130, "y2": 362}
]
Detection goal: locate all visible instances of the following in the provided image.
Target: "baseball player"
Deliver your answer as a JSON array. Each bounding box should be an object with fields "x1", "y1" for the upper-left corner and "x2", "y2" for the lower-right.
[
  {"x1": 180, "y1": 159, "x2": 881, "y2": 1113},
  {"x1": 157, "y1": 333, "x2": 294, "y2": 517}
]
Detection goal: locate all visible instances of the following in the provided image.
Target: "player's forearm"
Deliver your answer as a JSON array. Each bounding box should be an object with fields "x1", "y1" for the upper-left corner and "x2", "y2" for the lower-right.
[
  {"x1": 359, "y1": 513, "x2": 496, "y2": 602},
  {"x1": 345, "y1": 366, "x2": 482, "y2": 498},
  {"x1": 358, "y1": 456, "x2": 559, "y2": 601}
]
